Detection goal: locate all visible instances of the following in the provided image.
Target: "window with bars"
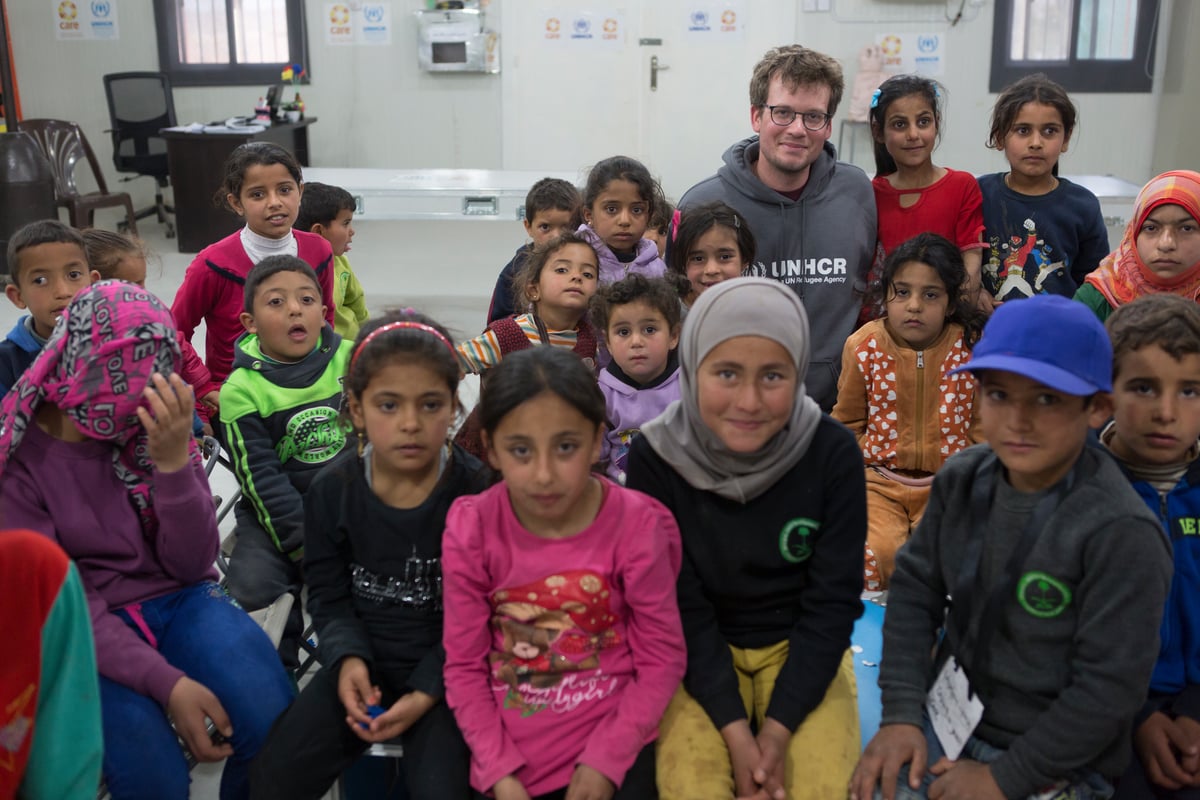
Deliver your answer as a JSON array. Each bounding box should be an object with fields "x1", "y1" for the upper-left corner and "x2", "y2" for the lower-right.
[
  {"x1": 990, "y1": 0, "x2": 1159, "y2": 93},
  {"x1": 154, "y1": 0, "x2": 309, "y2": 87}
]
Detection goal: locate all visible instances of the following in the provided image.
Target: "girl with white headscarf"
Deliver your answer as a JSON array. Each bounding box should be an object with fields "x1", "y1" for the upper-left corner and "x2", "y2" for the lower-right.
[{"x1": 626, "y1": 277, "x2": 866, "y2": 800}]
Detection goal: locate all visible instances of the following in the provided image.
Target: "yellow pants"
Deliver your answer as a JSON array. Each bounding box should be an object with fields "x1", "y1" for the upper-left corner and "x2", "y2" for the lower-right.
[{"x1": 657, "y1": 644, "x2": 859, "y2": 800}]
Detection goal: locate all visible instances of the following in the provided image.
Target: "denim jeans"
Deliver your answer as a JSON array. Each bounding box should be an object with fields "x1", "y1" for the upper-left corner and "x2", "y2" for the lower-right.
[
  {"x1": 99, "y1": 581, "x2": 294, "y2": 800},
  {"x1": 878, "y1": 714, "x2": 1114, "y2": 800}
]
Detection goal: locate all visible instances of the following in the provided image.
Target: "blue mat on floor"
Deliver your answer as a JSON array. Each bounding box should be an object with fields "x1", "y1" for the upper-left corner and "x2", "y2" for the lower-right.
[{"x1": 852, "y1": 598, "x2": 885, "y2": 750}]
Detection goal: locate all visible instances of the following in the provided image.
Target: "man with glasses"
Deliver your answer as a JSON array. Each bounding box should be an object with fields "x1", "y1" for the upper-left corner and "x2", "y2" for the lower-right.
[{"x1": 678, "y1": 44, "x2": 876, "y2": 411}]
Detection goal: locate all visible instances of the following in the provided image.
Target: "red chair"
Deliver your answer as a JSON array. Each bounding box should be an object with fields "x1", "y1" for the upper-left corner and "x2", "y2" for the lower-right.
[{"x1": 18, "y1": 118, "x2": 138, "y2": 233}]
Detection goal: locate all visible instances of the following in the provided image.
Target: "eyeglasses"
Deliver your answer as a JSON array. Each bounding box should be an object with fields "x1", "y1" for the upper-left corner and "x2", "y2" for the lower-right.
[{"x1": 764, "y1": 106, "x2": 832, "y2": 131}]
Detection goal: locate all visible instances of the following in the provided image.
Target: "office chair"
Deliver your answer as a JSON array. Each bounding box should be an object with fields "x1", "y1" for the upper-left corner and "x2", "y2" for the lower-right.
[
  {"x1": 18, "y1": 118, "x2": 138, "y2": 233},
  {"x1": 102, "y1": 71, "x2": 177, "y2": 238}
]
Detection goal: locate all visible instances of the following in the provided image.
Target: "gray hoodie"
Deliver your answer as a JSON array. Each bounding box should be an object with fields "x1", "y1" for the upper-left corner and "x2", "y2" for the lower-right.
[{"x1": 679, "y1": 138, "x2": 876, "y2": 411}]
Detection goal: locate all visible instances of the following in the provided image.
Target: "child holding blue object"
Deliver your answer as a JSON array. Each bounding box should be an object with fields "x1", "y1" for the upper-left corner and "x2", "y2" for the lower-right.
[
  {"x1": 850, "y1": 294, "x2": 1172, "y2": 800},
  {"x1": 0, "y1": 281, "x2": 293, "y2": 800},
  {"x1": 576, "y1": 156, "x2": 668, "y2": 284},
  {"x1": 251, "y1": 311, "x2": 488, "y2": 800},
  {"x1": 1103, "y1": 295, "x2": 1200, "y2": 799}
]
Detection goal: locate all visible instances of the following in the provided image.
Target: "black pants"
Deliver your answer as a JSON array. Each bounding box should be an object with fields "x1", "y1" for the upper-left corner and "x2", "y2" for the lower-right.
[
  {"x1": 224, "y1": 513, "x2": 304, "y2": 669},
  {"x1": 250, "y1": 666, "x2": 471, "y2": 800},
  {"x1": 471, "y1": 742, "x2": 658, "y2": 800}
]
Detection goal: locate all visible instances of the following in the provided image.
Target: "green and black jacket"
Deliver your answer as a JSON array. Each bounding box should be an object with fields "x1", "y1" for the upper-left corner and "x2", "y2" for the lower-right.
[{"x1": 220, "y1": 326, "x2": 353, "y2": 559}]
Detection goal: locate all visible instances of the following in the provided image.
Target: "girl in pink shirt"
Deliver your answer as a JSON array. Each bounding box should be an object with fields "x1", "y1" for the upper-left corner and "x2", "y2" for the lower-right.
[{"x1": 442, "y1": 346, "x2": 685, "y2": 799}]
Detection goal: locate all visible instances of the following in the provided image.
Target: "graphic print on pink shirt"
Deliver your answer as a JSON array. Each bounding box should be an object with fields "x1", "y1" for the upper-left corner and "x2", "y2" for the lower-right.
[{"x1": 489, "y1": 569, "x2": 623, "y2": 714}]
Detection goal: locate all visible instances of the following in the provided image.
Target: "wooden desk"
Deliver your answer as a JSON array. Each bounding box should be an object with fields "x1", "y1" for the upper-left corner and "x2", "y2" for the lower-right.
[{"x1": 162, "y1": 118, "x2": 316, "y2": 252}]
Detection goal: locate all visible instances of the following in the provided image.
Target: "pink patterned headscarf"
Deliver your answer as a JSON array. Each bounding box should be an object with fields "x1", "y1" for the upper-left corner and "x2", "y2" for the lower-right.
[{"x1": 0, "y1": 280, "x2": 190, "y2": 534}]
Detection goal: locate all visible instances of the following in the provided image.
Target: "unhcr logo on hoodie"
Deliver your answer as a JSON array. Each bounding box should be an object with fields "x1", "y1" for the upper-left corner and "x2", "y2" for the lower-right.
[{"x1": 746, "y1": 257, "x2": 849, "y2": 285}]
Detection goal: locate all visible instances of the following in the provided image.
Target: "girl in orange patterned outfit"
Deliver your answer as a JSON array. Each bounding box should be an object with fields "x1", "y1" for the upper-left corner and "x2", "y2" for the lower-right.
[{"x1": 833, "y1": 233, "x2": 985, "y2": 589}]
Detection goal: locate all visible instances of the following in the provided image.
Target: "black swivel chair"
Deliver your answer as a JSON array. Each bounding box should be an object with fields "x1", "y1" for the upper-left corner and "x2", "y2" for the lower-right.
[{"x1": 102, "y1": 71, "x2": 177, "y2": 238}]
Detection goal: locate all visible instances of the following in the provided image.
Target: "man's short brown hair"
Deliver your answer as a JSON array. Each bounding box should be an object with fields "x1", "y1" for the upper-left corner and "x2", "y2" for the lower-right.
[
  {"x1": 1107, "y1": 294, "x2": 1200, "y2": 378},
  {"x1": 749, "y1": 45, "x2": 844, "y2": 116}
]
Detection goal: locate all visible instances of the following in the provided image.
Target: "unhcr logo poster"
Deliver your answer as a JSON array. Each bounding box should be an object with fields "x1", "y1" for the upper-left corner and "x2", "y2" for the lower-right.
[
  {"x1": 55, "y1": 0, "x2": 120, "y2": 40},
  {"x1": 874, "y1": 31, "x2": 944, "y2": 76}
]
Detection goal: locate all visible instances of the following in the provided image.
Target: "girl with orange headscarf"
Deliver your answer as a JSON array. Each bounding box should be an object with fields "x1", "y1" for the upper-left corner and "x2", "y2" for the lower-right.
[{"x1": 1075, "y1": 170, "x2": 1200, "y2": 320}]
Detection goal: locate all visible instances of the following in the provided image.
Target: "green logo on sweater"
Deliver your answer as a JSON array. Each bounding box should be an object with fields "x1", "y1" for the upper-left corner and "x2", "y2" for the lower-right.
[
  {"x1": 1017, "y1": 571, "x2": 1072, "y2": 618},
  {"x1": 275, "y1": 405, "x2": 346, "y2": 465},
  {"x1": 779, "y1": 518, "x2": 819, "y2": 563}
]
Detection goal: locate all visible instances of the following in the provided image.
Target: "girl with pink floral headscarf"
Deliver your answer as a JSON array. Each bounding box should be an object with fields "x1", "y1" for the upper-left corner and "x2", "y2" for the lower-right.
[{"x1": 0, "y1": 281, "x2": 293, "y2": 800}]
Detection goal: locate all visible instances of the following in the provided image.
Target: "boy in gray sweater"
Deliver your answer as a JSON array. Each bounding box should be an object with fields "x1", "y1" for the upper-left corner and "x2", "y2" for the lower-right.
[{"x1": 851, "y1": 294, "x2": 1173, "y2": 800}]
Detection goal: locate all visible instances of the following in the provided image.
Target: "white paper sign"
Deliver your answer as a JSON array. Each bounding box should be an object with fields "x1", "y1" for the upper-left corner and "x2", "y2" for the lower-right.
[
  {"x1": 324, "y1": 3, "x2": 355, "y2": 46},
  {"x1": 926, "y1": 656, "x2": 984, "y2": 761},
  {"x1": 324, "y1": 1, "x2": 391, "y2": 46},
  {"x1": 358, "y1": 2, "x2": 391, "y2": 45},
  {"x1": 875, "y1": 32, "x2": 945, "y2": 76},
  {"x1": 682, "y1": 1, "x2": 744, "y2": 40},
  {"x1": 55, "y1": 0, "x2": 119, "y2": 41},
  {"x1": 539, "y1": 8, "x2": 625, "y2": 49}
]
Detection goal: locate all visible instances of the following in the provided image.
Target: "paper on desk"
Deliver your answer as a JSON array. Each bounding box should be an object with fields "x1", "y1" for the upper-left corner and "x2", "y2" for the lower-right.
[{"x1": 163, "y1": 121, "x2": 267, "y2": 134}]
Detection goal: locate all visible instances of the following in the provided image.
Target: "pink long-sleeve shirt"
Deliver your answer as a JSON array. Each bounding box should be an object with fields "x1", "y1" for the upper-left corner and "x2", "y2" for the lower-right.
[{"x1": 442, "y1": 479, "x2": 685, "y2": 796}]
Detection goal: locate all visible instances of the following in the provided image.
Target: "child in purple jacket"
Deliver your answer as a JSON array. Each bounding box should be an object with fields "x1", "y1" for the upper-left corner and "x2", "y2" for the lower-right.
[
  {"x1": 592, "y1": 273, "x2": 689, "y2": 483},
  {"x1": 0, "y1": 281, "x2": 293, "y2": 800}
]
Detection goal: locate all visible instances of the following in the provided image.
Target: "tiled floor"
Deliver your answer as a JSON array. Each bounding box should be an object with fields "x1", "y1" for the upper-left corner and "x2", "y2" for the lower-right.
[{"x1": 1, "y1": 217, "x2": 493, "y2": 799}]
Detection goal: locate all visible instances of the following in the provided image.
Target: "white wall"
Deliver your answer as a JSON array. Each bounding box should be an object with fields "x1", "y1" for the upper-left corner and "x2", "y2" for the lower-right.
[
  {"x1": 1152, "y1": 0, "x2": 1200, "y2": 176},
  {"x1": 8, "y1": 0, "x2": 1190, "y2": 251}
]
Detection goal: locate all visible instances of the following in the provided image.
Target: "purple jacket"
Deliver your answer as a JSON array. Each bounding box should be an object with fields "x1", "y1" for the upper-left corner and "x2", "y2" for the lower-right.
[
  {"x1": 576, "y1": 224, "x2": 667, "y2": 285},
  {"x1": 0, "y1": 422, "x2": 219, "y2": 706},
  {"x1": 598, "y1": 361, "x2": 681, "y2": 483}
]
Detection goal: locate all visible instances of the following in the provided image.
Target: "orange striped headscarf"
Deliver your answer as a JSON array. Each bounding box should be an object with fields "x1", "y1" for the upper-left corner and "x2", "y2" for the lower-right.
[{"x1": 1084, "y1": 170, "x2": 1200, "y2": 310}]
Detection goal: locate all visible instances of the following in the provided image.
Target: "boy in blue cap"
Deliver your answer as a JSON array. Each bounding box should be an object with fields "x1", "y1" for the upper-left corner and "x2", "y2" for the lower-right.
[{"x1": 850, "y1": 294, "x2": 1173, "y2": 800}]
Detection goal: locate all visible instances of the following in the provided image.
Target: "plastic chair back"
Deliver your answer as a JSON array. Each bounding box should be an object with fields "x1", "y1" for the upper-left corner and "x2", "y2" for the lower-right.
[{"x1": 18, "y1": 118, "x2": 110, "y2": 201}]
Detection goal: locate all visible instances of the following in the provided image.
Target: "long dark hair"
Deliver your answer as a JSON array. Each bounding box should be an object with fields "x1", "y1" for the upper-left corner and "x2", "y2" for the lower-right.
[
  {"x1": 874, "y1": 233, "x2": 985, "y2": 345},
  {"x1": 479, "y1": 347, "x2": 606, "y2": 437},
  {"x1": 869, "y1": 74, "x2": 944, "y2": 177}
]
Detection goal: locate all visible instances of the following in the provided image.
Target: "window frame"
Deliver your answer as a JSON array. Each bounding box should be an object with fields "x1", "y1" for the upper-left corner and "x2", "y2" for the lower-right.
[
  {"x1": 153, "y1": 0, "x2": 311, "y2": 88},
  {"x1": 989, "y1": 0, "x2": 1159, "y2": 93}
]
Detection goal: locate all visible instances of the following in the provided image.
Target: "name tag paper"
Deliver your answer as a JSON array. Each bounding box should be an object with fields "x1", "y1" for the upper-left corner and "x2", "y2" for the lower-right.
[{"x1": 927, "y1": 656, "x2": 984, "y2": 760}]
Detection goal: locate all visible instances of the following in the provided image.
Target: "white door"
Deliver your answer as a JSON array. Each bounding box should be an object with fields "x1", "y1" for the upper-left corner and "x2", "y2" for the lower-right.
[{"x1": 500, "y1": 2, "x2": 799, "y2": 203}]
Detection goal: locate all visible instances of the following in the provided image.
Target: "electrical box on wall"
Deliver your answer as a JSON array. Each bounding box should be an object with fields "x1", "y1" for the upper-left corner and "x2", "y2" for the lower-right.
[{"x1": 415, "y1": 9, "x2": 499, "y2": 73}]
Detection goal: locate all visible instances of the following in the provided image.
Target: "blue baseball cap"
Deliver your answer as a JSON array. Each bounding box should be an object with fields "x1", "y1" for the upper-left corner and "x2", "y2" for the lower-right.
[{"x1": 950, "y1": 294, "x2": 1112, "y2": 394}]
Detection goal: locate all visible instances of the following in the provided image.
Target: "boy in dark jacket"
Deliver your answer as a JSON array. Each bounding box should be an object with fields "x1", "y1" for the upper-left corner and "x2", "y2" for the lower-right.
[
  {"x1": 1104, "y1": 295, "x2": 1200, "y2": 799},
  {"x1": 851, "y1": 294, "x2": 1173, "y2": 800}
]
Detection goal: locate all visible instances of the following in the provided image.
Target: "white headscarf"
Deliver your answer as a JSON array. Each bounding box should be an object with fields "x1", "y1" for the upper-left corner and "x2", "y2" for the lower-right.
[{"x1": 640, "y1": 277, "x2": 823, "y2": 503}]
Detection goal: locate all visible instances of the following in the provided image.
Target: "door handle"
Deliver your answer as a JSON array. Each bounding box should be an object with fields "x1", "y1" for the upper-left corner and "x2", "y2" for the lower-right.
[{"x1": 650, "y1": 55, "x2": 670, "y2": 91}]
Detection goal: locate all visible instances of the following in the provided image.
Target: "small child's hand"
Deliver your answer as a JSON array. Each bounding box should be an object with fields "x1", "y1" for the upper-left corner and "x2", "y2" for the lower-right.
[
  {"x1": 721, "y1": 719, "x2": 765, "y2": 799},
  {"x1": 1174, "y1": 715, "x2": 1200, "y2": 782},
  {"x1": 750, "y1": 717, "x2": 789, "y2": 800},
  {"x1": 1135, "y1": 711, "x2": 1199, "y2": 790},
  {"x1": 927, "y1": 759, "x2": 1004, "y2": 800},
  {"x1": 137, "y1": 373, "x2": 195, "y2": 473},
  {"x1": 167, "y1": 676, "x2": 234, "y2": 763},
  {"x1": 337, "y1": 656, "x2": 381, "y2": 731},
  {"x1": 849, "y1": 723, "x2": 927, "y2": 800},
  {"x1": 492, "y1": 775, "x2": 532, "y2": 800},
  {"x1": 564, "y1": 764, "x2": 615, "y2": 800},
  {"x1": 353, "y1": 689, "x2": 436, "y2": 743},
  {"x1": 200, "y1": 390, "x2": 220, "y2": 412}
]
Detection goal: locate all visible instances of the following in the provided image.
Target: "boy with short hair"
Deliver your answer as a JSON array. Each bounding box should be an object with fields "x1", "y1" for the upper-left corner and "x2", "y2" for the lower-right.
[
  {"x1": 850, "y1": 293, "x2": 1173, "y2": 800},
  {"x1": 486, "y1": 177, "x2": 581, "y2": 324},
  {"x1": 295, "y1": 182, "x2": 370, "y2": 339},
  {"x1": 1, "y1": 220, "x2": 99, "y2": 397},
  {"x1": 220, "y1": 255, "x2": 354, "y2": 668},
  {"x1": 1103, "y1": 294, "x2": 1200, "y2": 799}
]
